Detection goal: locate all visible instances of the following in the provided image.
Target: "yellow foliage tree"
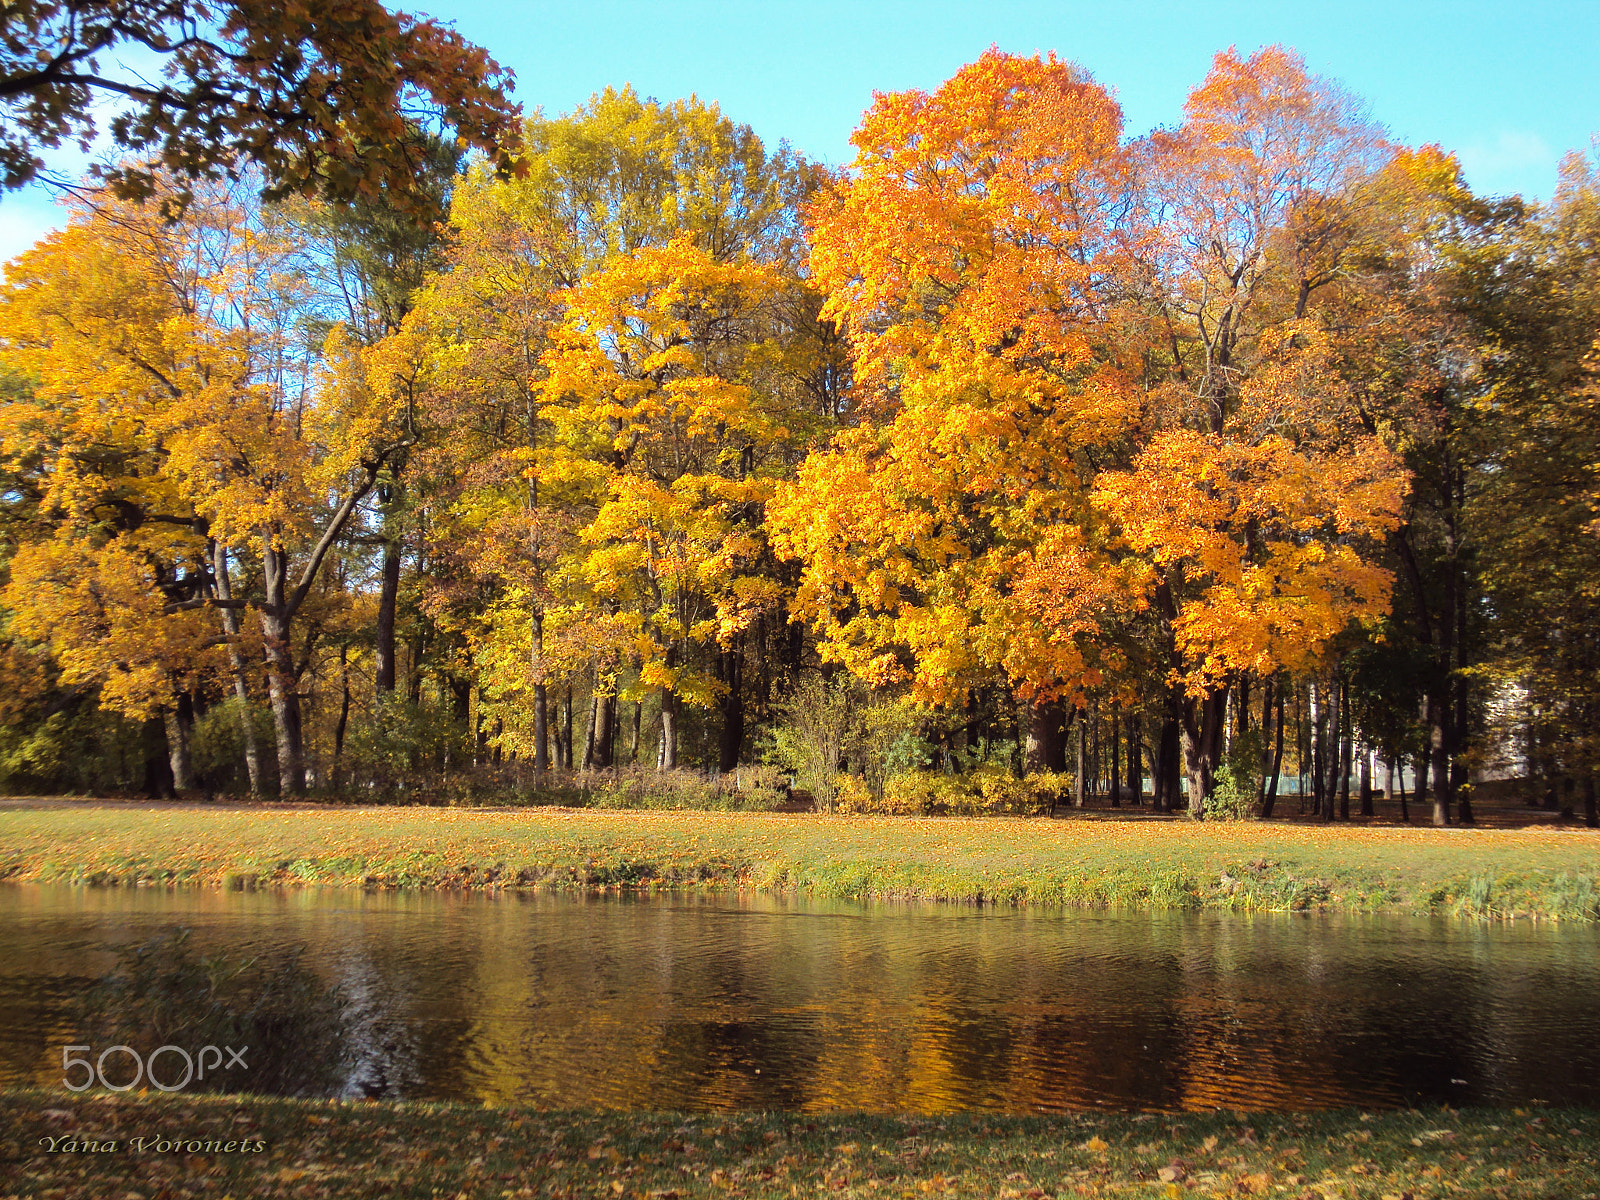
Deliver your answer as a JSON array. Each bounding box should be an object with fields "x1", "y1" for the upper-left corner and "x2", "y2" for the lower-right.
[
  {"x1": 409, "y1": 89, "x2": 833, "y2": 772},
  {"x1": 0, "y1": 179, "x2": 413, "y2": 794}
]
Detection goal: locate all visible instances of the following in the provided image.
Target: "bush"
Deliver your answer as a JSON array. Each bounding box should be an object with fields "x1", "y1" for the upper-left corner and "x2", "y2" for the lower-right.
[
  {"x1": 1207, "y1": 729, "x2": 1266, "y2": 821},
  {"x1": 188, "y1": 695, "x2": 275, "y2": 794},
  {"x1": 0, "y1": 703, "x2": 145, "y2": 795},
  {"x1": 765, "y1": 676, "x2": 857, "y2": 811},
  {"x1": 586, "y1": 766, "x2": 785, "y2": 812},
  {"x1": 336, "y1": 693, "x2": 471, "y2": 796},
  {"x1": 836, "y1": 767, "x2": 1063, "y2": 817}
]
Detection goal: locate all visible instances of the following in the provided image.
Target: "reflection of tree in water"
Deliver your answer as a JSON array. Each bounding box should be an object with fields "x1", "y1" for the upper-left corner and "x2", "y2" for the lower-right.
[
  {"x1": 81, "y1": 927, "x2": 346, "y2": 1096},
  {"x1": 23, "y1": 893, "x2": 1600, "y2": 1111},
  {"x1": 505, "y1": 900, "x2": 820, "y2": 1110},
  {"x1": 324, "y1": 947, "x2": 428, "y2": 1099},
  {"x1": 316, "y1": 902, "x2": 513, "y2": 1101},
  {"x1": 1108, "y1": 916, "x2": 1599, "y2": 1112},
  {"x1": 441, "y1": 900, "x2": 1600, "y2": 1114}
]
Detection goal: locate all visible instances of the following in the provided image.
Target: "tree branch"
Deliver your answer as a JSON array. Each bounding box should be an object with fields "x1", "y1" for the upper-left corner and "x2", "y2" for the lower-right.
[{"x1": 163, "y1": 596, "x2": 250, "y2": 614}]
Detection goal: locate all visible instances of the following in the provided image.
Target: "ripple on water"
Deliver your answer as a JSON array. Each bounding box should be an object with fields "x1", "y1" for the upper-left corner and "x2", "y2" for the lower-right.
[{"x1": 0, "y1": 885, "x2": 1596, "y2": 1111}]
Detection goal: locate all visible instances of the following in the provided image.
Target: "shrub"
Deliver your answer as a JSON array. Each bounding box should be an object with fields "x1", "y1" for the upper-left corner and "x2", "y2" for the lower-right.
[
  {"x1": 587, "y1": 767, "x2": 785, "y2": 812},
  {"x1": 766, "y1": 676, "x2": 857, "y2": 811},
  {"x1": 1207, "y1": 729, "x2": 1266, "y2": 821},
  {"x1": 188, "y1": 695, "x2": 275, "y2": 794},
  {"x1": 837, "y1": 767, "x2": 1060, "y2": 817},
  {"x1": 337, "y1": 693, "x2": 471, "y2": 796},
  {"x1": 0, "y1": 703, "x2": 144, "y2": 795}
]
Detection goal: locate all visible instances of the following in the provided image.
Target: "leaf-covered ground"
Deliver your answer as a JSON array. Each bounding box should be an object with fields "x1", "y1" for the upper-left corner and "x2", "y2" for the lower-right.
[
  {"x1": 2, "y1": 1091, "x2": 1596, "y2": 1199},
  {"x1": 1, "y1": 802, "x2": 1597, "y2": 918}
]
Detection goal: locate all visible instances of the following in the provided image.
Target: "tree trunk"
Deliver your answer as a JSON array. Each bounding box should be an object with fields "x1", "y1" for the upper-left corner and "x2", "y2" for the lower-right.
[
  {"x1": 236, "y1": 463, "x2": 386, "y2": 794},
  {"x1": 582, "y1": 689, "x2": 599, "y2": 770},
  {"x1": 1310, "y1": 681, "x2": 1324, "y2": 816},
  {"x1": 436, "y1": 677, "x2": 462, "y2": 773},
  {"x1": 1153, "y1": 701, "x2": 1183, "y2": 812},
  {"x1": 1109, "y1": 704, "x2": 1121, "y2": 808},
  {"x1": 1024, "y1": 699, "x2": 1066, "y2": 774},
  {"x1": 1585, "y1": 776, "x2": 1598, "y2": 829},
  {"x1": 608, "y1": 686, "x2": 622, "y2": 769},
  {"x1": 259, "y1": 596, "x2": 305, "y2": 796},
  {"x1": 406, "y1": 626, "x2": 426, "y2": 707},
  {"x1": 1359, "y1": 744, "x2": 1374, "y2": 817},
  {"x1": 530, "y1": 605, "x2": 549, "y2": 772},
  {"x1": 141, "y1": 716, "x2": 175, "y2": 800},
  {"x1": 1453, "y1": 541, "x2": 1474, "y2": 825},
  {"x1": 562, "y1": 684, "x2": 574, "y2": 771},
  {"x1": 1127, "y1": 710, "x2": 1143, "y2": 805},
  {"x1": 1262, "y1": 682, "x2": 1285, "y2": 819},
  {"x1": 756, "y1": 612, "x2": 771, "y2": 713},
  {"x1": 1454, "y1": 765, "x2": 1474, "y2": 824},
  {"x1": 1073, "y1": 713, "x2": 1086, "y2": 806},
  {"x1": 375, "y1": 485, "x2": 402, "y2": 695},
  {"x1": 1320, "y1": 679, "x2": 1344, "y2": 822},
  {"x1": 1338, "y1": 684, "x2": 1352, "y2": 820},
  {"x1": 594, "y1": 687, "x2": 616, "y2": 770},
  {"x1": 1295, "y1": 683, "x2": 1308, "y2": 813},
  {"x1": 1090, "y1": 702, "x2": 1101, "y2": 801},
  {"x1": 719, "y1": 643, "x2": 743, "y2": 773},
  {"x1": 658, "y1": 645, "x2": 679, "y2": 771},
  {"x1": 1414, "y1": 747, "x2": 1429, "y2": 820},
  {"x1": 166, "y1": 694, "x2": 196, "y2": 791},
  {"x1": 658, "y1": 689, "x2": 678, "y2": 771},
  {"x1": 1181, "y1": 686, "x2": 1227, "y2": 819},
  {"x1": 213, "y1": 543, "x2": 263, "y2": 797},
  {"x1": 333, "y1": 644, "x2": 351, "y2": 780},
  {"x1": 1427, "y1": 691, "x2": 1451, "y2": 826}
]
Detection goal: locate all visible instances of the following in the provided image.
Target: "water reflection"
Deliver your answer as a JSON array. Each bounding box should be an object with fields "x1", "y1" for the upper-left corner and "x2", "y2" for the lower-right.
[{"x1": 1, "y1": 885, "x2": 1596, "y2": 1112}]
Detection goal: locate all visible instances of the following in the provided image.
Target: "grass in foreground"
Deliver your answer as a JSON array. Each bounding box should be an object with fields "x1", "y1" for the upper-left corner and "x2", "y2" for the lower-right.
[
  {"x1": 1, "y1": 803, "x2": 1598, "y2": 918},
  {"x1": 2, "y1": 1090, "x2": 1596, "y2": 1199}
]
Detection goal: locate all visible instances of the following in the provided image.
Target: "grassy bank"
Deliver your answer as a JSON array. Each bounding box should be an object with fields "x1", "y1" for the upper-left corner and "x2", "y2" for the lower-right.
[
  {"x1": 3, "y1": 1090, "x2": 1596, "y2": 1199},
  {"x1": 2, "y1": 802, "x2": 1597, "y2": 918}
]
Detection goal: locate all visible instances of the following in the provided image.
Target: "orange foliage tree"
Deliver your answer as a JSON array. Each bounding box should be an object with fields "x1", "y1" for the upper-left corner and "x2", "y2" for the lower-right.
[
  {"x1": 771, "y1": 49, "x2": 1146, "y2": 768},
  {"x1": 777, "y1": 47, "x2": 1411, "y2": 808}
]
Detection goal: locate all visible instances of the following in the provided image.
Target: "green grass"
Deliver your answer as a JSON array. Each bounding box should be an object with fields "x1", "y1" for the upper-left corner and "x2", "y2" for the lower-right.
[
  {"x1": 1, "y1": 802, "x2": 1598, "y2": 918},
  {"x1": 3, "y1": 1090, "x2": 1596, "y2": 1199}
]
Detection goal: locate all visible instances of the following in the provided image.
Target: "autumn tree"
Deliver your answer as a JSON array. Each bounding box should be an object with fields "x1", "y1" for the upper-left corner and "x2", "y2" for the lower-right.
[
  {"x1": 0, "y1": 199, "x2": 234, "y2": 791},
  {"x1": 0, "y1": 0, "x2": 520, "y2": 211},
  {"x1": 290, "y1": 133, "x2": 464, "y2": 707},
  {"x1": 0, "y1": 177, "x2": 413, "y2": 794},
  {"x1": 1464, "y1": 145, "x2": 1600, "y2": 825},
  {"x1": 1105, "y1": 47, "x2": 1407, "y2": 813},
  {"x1": 773, "y1": 49, "x2": 1145, "y2": 771},
  {"x1": 544, "y1": 242, "x2": 807, "y2": 769},
  {"x1": 411, "y1": 88, "x2": 829, "y2": 772}
]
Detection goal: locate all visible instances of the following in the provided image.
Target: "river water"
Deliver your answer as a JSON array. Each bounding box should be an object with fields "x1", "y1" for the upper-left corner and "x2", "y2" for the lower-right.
[{"x1": 1, "y1": 885, "x2": 1595, "y2": 1112}]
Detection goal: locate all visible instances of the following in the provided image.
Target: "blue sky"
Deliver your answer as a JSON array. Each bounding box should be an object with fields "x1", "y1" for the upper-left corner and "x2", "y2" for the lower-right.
[{"x1": 4, "y1": 0, "x2": 1597, "y2": 261}]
